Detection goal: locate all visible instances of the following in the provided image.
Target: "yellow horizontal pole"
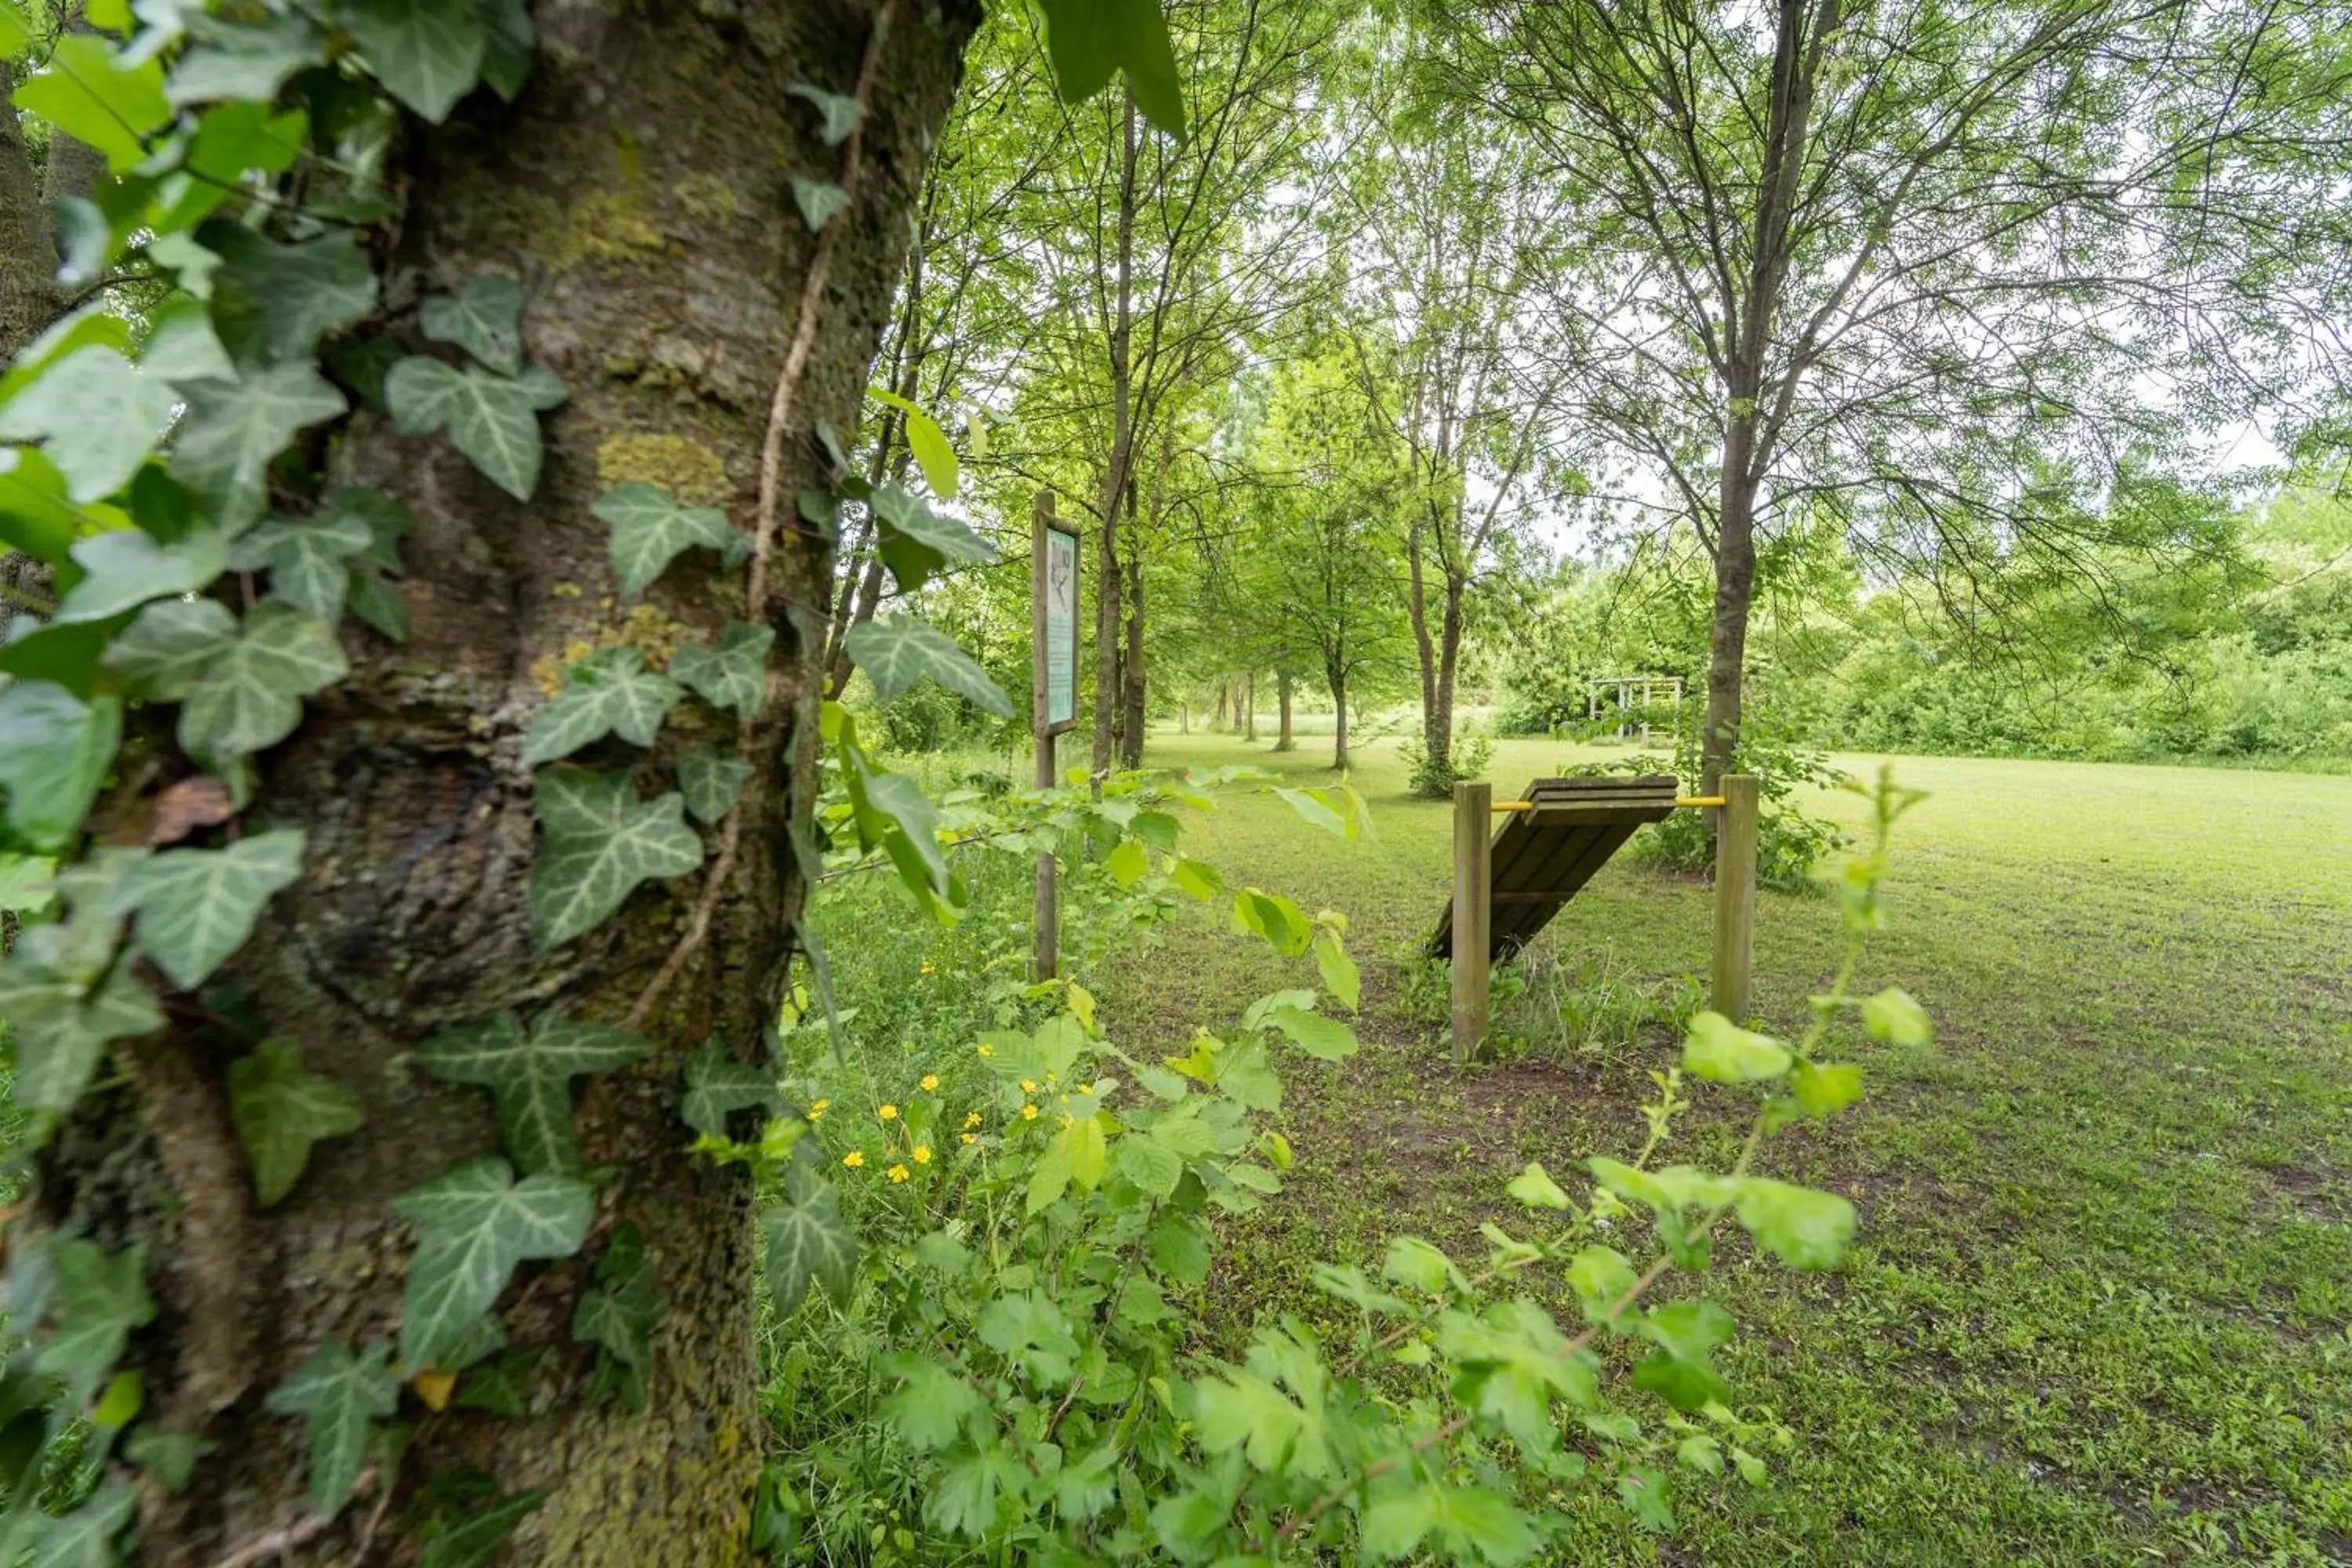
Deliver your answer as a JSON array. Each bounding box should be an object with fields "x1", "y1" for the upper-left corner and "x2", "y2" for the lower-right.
[{"x1": 1490, "y1": 796, "x2": 1726, "y2": 812}]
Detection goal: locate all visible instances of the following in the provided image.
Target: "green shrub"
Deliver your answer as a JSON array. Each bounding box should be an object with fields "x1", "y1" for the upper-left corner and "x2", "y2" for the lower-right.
[{"x1": 742, "y1": 768, "x2": 1929, "y2": 1563}]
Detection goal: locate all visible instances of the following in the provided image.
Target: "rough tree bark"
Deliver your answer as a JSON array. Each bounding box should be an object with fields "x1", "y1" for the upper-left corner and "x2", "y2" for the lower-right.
[
  {"x1": 1272, "y1": 669, "x2": 1294, "y2": 752},
  {"x1": 37, "y1": 4, "x2": 979, "y2": 1563}
]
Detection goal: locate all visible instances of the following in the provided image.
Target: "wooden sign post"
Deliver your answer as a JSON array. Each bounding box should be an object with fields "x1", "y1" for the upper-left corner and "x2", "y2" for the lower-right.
[{"x1": 1033, "y1": 491, "x2": 1080, "y2": 980}]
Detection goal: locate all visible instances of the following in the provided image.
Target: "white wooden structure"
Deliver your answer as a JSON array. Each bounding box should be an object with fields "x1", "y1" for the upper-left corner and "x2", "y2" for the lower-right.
[{"x1": 1585, "y1": 673, "x2": 1684, "y2": 744}]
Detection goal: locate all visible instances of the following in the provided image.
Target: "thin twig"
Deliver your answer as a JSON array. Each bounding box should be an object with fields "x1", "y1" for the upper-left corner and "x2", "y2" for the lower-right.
[
  {"x1": 625, "y1": 0, "x2": 900, "y2": 1033},
  {"x1": 203, "y1": 1468, "x2": 376, "y2": 1568}
]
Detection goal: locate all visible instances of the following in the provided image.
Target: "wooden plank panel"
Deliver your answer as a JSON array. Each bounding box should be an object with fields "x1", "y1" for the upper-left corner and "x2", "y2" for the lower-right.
[
  {"x1": 1496, "y1": 820, "x2": 1644, "y2": 958},
  {"x1": 1430, "y1": 776, "x2": 1682, "y2": 962}
]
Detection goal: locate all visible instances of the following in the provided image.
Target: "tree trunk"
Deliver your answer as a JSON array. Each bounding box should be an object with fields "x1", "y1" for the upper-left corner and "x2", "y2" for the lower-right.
[
  {"x1": 1406, "y1": 507, "x2": 1446, "y2": 786},
  {"x1": 1118, "y1": 539, "x2": 1145, "y2": 768},
  {"x1": 1212, "y1": 682, "x2": 1227, "y2": 729},
  {"x1": 1241, "y1": 673, "x2": 1256, "y2": 742},
  {"x1": 43, "y1": 5, "x2": 978, "y2": 1563},
  {"x1": 1178, "y1": 700, "x2": 1188, "y2": 735},
  {"x1": 1701, "y1": 0, "x2": 1832, "y2": 793},
  {"x1": 1701, "y1": 450, "x2": 1759, "y2": 793},
  {"x1": 1273, "y1": 670, "x2": 1294, "y2": 752},
  {"x1": 1330, "y1": 667, "x2": 1348, "y2": 769},
  {"x1": 1092, "y1": 91, "x2": 1138, "y2": 786},
  {"x1": 0, "y1": 63, "x2": 54, "y2": 367}
]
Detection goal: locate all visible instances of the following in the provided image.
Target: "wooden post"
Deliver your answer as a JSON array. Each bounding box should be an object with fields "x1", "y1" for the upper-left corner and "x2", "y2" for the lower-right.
[
  {"x1": 1451, "y1": 780, "x2": 1492, "y2": 1063},
  {"x1": 1033, "y1": 491, "x2": 1060, "y2": 981},
  {"x1": 1711, "y1": 773, "x2": 1759, "y2": 1020}
]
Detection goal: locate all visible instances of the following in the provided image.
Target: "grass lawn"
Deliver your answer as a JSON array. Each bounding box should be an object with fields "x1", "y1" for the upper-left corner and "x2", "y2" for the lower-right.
[{"x1": 1099, "y1": 729, "x2": 2352, "y2": 1565}]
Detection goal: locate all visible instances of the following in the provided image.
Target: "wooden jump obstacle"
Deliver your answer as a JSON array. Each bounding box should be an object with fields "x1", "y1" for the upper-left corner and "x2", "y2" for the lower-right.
[{"x1": 1431, "y1": 774, "x2": 1761, "y2": 1061}]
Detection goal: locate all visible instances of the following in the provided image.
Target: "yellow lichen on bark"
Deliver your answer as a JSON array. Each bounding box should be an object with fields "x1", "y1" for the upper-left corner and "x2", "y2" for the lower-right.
[{"x1": 595, "y1": 432, "x2": 732, "y2": 506}]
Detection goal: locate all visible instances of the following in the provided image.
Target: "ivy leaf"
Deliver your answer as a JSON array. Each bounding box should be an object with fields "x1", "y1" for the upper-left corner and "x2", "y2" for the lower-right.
[
  {"x1": 843, "y1": 615, "x2": 1011, "y2": 716},
  {"x1": 0, "y1": 930, "x2": 161, "y2": 1111},
  {"x1": 175, "y1": 601, "x2": 350, "y2": 772},
  {"x1": 38, "y1": 1240, "x2": 154, "y2": 1400},
  {"x1": 139, "y1": 298, "x2": 237, "y2": 387},
  {"x1": 54, "y1": 528, "x2": 226, "y2": 624},
  {"x1": 24, "y1": 1479, "x2": 136, "y2": 1568},
  {"x1": 790, "y1": 176, "x2": 848, "y2": 231},
  {"x1": 416, "y1": 1487, "x2": 545, "y2": 1568},
  {"x1": 201, "y1": 224, "x2": 379, "y2": 368},
  {"x1": 761, "y1": 1170, "x2": 857, "y2": 1318},
  {"x1": 164, "y1": 9, "x2": 328, "y2": 107},
  {"x1": 227, "y1": 510, "x2": 372, "y2": 626},
  {"x1": 340, "y1": 0, "x2": 487, "y2": 122},
  {"x1": 786, "y1": 82, "x2": 862, "y2": 145},
  {"x1": 0, "y1": 681, "x2": 122, "y2": 851},
  {"x1": 347, "y1": 572, "x2": 407, "y2": 641},
  {"x1": 669, "y1": 621, "x2": 772, "y2": 718},
  {"x1": 678, "y1": 1043, "x2": 779, "y2": 1137},
  {"x1": 263, "y1": 1338, "x2": 398, "y2": 1523},
  {"x1": 593, "y1": 482, "x2": 745, "y2": 597},
  {"x1": 519, "y1": 647, "x2": 683, "y2": 766},
  {"x1": 104, "y1": 597, "x2": 235, "y2": 700},
  {"x1": 477, "y1": 0, "x2": 534, "y2": 100},
  {"x1": 125, "y1": 1426, "x2": 213, "y2": 1494},
  {"x1": 392, "y1": 1157, "x2": 593, "y2": 1370},
  {"x1": 419, "y1": 275, "x2": 523, "y2": 375},
  {"x1": 0, "y1": 347, "x2": 176, "y2": 503},
  {"x1": 227, "y1": 1040, "x2": 362, "y2": 1207},
  {"x1": 13, "y1": 36, "x2": 170, "y2": 172},
  {"x1": 416, "y1": 1011, "x2": 649, "y2": 1176},
  {"x1": 572, "y1": 1225, "x2": 661, "y2": 1409},
  {"x1": 122, "y1": 828, "x2": 305, "y2": 989},
  {"x1": 171, "y1": 359, "x2": 350, "y2": 526},
  {"x1": 385, "y1": 357, "x2": 564, "y2": 500},
  {"x1": 530, "y1": 771, "x2": 705, "y2": 949},
  {"x1": 675, "y1": 746, "x2": 751, "y2": 824}
]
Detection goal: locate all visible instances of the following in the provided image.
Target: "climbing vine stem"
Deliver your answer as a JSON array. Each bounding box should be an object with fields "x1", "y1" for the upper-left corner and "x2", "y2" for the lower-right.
[{"x1": 624, "y1": 0, "x2": 902, "y2": 1033}]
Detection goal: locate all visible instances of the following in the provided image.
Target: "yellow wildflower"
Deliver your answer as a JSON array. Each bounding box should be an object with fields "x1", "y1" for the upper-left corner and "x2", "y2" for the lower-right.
[
  {"x1": 806, "y1": 1099, "x2": 829, "y2": 1122},
  {"x1": 1021, "y1": 1104, "x2": 1040, "y2": 1121},
  {"x1": 920, "y1": 960, "x2": 935, "y2": 975},
  {"x1": 912, "y1": 1145, "x2": 931, "y2": 1164},
  {"x1": 960, "y1": 1133, "x2": 976, "y2": 1145},
  {"x1": 920, "y1": 1074, "x2": 940, "y2": 1092},
  {"x1": 976, "y1": 1044, "x2": 994, "y2": 1058},
  {"x1": 963, "y1": 1112, "x2": 982, "y2": 1128},
  {"x1": 842, "y1": 1151, "x2": 866, "y2": 1169},
  {"x1": 879, "y1": 1104, "x2": 898, "y2": 1121},
  {"x1": 886, "y1": 1163, "x2": 909, "y2": 1184},
  {"x1": 1021, "y1": 1080, "x2": 1037, "y2": 1094}
]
